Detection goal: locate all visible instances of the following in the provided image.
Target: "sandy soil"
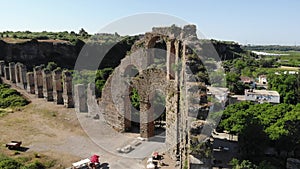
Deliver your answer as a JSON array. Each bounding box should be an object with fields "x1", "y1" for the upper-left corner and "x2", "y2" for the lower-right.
[
  {"x1": 0, "y1": 82, "x2": 177, "y2": 168},
  {"x1": 0, "y1": 89, "x2": 85, "y2": 168}
]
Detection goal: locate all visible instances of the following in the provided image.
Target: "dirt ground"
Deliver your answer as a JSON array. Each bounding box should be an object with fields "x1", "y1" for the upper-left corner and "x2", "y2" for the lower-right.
[
  {"x1": 0, "y1": 88, "x2": 85, "y2": 168},
  {"x1": 0, "y1": 82, "x2": 177, "y2": 169}
]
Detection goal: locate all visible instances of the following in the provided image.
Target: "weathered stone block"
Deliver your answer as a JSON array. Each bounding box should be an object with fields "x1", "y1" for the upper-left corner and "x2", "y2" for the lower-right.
[
  {"x1": 26, "y1": 72, "x2": 35, "y2": 94},
  {"x1": 53, "y1": 68, "x2": 63, "y2": 104},
  {"x1": 0, "y1": 61, "x2": 5, "y2": 77},
  {"x1": 9, "y1": 62, "x2": 16, "y2": 83},
  {"x1": 15, "y1": 63, "x2": 22, "y2": 87},
  {"x1": 34, "y1": 66, "x2": 44, "y2": 98},
  {"x1": 87, "y1": 82, "x2": 95, "y2": 102},
  {"x1": 63, "y1": 70, "x2": 74, "y2": 108},
  {"x1": 19, "y1": 64, "x2": 27, "y2": 90},
  {"x1": 4, "y1": 66, "x2": 10, "y2": 80},
  {"x1": 140, "y1": 101, "x2": 155, "y2": 138},
  {"x1": 43, "y1": 69, "x2": 54, "y2": 101}
]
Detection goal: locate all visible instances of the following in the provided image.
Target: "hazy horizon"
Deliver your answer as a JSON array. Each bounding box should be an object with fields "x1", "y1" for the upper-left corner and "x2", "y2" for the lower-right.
[{"x1": 1, "y1": 0, "x2": 299, "y2": 46}]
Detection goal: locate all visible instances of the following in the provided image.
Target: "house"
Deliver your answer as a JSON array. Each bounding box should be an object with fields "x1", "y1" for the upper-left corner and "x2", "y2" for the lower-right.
[
  {"x1": 240, "y1": 76, "x2": 254, "y2": 84},
  {"x1": 245, "y1": 89, "x2": 280, "y2": 104}
]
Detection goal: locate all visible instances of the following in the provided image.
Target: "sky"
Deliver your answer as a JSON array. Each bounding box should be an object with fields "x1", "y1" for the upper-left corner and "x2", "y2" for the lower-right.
[{"x1": 0, "y1": 0, "x2": 299, "y2": 45}]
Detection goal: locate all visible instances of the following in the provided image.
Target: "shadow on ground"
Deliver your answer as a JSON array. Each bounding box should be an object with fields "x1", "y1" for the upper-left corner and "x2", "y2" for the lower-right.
[{"x1": 99, "y1": 162, "x2": 109, "y2": 169}]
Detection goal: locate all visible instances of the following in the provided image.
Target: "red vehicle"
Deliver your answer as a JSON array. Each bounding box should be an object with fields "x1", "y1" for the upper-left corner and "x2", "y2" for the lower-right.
[{"x1": 6, "y1": 141, "x2": 22, "y2": 150}]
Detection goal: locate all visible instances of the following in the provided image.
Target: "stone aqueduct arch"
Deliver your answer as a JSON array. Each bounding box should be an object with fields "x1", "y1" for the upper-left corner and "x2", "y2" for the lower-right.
[
  {"x1": 101, "y1": 33, "x2": 182, "y2": 136},
  {"x1": 0, "y1": 25, "x2": 211, "y2": 168},
  {"x1": 100, "y1": 30, "x2": 207, "y2": 163}
]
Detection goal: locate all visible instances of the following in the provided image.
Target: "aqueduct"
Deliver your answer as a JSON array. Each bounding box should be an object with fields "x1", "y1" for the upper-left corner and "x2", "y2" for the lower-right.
[
  {"x1": 0, "y1": 25, "x2": 214, "y2": 168},
  {"x1": 100, "y1": 25, "x2": 211, "y2": 167}
]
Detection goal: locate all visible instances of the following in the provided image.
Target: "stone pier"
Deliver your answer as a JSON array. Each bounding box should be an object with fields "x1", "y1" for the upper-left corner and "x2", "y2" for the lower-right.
[
  {"x1": 9, "y1": 62, "x2": 16, "y2": 83},
  {"x1": 63, "y1": 70, "x2": 74, "y2": 108},
  {"x1": 34, "y1": 66, "x2": 44, "y2": 98},
  {"x1": 19, "y1": 64, "x2": 27, "y2": 90},
  {"x1": 4, "y1": 66, "x2": 10, "y2": 80},
  {"x1": 87, "y1": 83, "x2": 95, "y2": 103},
  {"x1": 43, "y1": 69, "x2": 54, "y2": 101},
  {"x1": 0, "y1": 61, "x2": 5, "y2": 77},
  {"x1": 53, "y1": 69, "x2": 64, "y2": 104},
  {"x1": 74, "y1": 84, "x2": 88, "y2": 112},
  {"x1": 140, "y1": 100, "x2": 155, "y2": 138},
  {"x1": 15, "y1": 63, "x2": 22, "y2": 87},
  {"x1": 26, "y1": 72, "x2": 35, "y2": 94}
]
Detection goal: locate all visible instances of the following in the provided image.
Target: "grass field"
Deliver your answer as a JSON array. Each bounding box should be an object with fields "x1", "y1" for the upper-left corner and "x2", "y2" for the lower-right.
[{"x1": 259, "y1": 50, "x2": 300, "y2": 67}]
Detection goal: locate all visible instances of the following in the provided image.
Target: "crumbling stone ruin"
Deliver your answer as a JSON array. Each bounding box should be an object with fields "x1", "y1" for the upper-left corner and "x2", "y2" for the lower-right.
[
  {"x1": 100, "y1": 25, "x2": 212, "y2": 168},
  {"x1": 0, "y1": 61, "x2": 74, "y2": 108},
  {"x1": 52, "y1": 68, "x2": 64, "y2": 104},
  {"x1": 0, "y1": 25, "x2": 215, "y2": 169}
]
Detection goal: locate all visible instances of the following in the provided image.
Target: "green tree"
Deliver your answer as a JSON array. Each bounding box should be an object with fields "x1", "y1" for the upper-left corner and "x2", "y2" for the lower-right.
[
  {"x1": 268, "y1": 73, "x2": 299, "y2": 104},
  {"x1": 230, "y1": 158, "x2": 257, "y2": 169},
  {"x1": 79, "y1": 28, "x2": 88, "y2": 37},
  {"x1": 46, "y1": 62, "x2": 57, "y2": 71},
  {"x1": 226, "y1": 72, "x2": 245, "y2": 94}
]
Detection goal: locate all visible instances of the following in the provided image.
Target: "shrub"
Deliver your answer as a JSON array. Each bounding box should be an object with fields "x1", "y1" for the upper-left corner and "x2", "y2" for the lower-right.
[
  {"x1": 0, "y1": 84, "x2": 29, "y2": 108},
  {"x1": 22, "y1": 161, "x2": 45, "y2": 169},
  {"x1": 0, "y1": 158, "x2": 22, "y2": 169}
]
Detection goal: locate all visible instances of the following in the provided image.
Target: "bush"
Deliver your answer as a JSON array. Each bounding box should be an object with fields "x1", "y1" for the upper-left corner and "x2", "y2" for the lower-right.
[
  {"x1": 22, "y1": 161, "x2": 45, "y2": 169},
  {"x1": 0, "y1": 158, "x2": 22, "y2": 169},
  {"x1": 0, "y1": 84, "x2": 29, "y2": 108}
]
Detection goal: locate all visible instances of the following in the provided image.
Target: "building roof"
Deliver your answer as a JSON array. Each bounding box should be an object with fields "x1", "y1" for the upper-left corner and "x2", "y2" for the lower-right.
[
  {"x1": 231, "y1": 95, "x2": 246, "y2": 101},
  {"x1": 259, "y1": 75, "x2": 267, "y2": 78},
  {"x1": 240, "y1": 76, "x2": 254, "y2": 83},
  {"x1": 245, "y1": 89, "x2": 279, "y2": 97}
]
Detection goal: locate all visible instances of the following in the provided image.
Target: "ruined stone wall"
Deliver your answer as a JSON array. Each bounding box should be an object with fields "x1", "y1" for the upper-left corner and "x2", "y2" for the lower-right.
[
  {"x1": 99, "y1": 27, "x2": 210, "y2": 169},
  {"x1": 0, "y1": 61, "x2": 75, "y2": 109},
  {"x1": 0, "y1": 25, "x2": 213, "y2": 169},
  {"x1": 100, "y1": 73, "x2": 126, "y2": 132}
]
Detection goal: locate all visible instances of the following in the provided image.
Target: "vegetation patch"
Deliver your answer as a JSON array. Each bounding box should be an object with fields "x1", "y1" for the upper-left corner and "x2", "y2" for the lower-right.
[
  {"x1": 0, "y1": 84, "x2": 29, "y2": 109},
  {"x1": 0, "y1": 153, "x2": 56, "y2": 169},
  {"x1": 218, "y1": 101, "x2": 300, "y2": 168}
]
